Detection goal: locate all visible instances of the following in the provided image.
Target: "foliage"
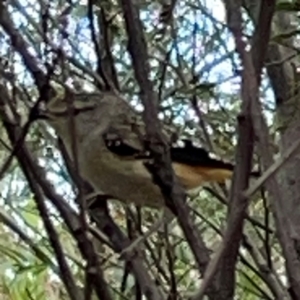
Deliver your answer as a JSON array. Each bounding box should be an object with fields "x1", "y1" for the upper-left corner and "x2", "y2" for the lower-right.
[{"x1": 0, "y1": 0, "x2": 296, "y2": 299}]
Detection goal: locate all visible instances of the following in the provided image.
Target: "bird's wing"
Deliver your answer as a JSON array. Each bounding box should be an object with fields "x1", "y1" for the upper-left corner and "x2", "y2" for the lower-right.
[{"x1": 103, "y1": 135, "x2": 243, "y2": 189}]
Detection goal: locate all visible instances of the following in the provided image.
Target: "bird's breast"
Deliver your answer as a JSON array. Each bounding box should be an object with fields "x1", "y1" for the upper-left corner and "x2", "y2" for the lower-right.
[{"x1": 78, "y1": 142, "x2": 164, "y2": 208}]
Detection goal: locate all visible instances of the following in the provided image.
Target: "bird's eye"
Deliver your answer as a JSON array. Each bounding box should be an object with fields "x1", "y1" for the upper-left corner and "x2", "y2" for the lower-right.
[{"x1": 105, "y1": 138, "x2": 122, "y2": 149}]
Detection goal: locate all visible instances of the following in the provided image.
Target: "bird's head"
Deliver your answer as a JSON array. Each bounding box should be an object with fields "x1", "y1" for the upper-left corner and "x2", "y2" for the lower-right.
[
  {"x1": 36, "y1": 84, "x2": 137, "y2": 145},
  {"x1": 39, "y1": 89, "x2": 98, "y2": 121}
]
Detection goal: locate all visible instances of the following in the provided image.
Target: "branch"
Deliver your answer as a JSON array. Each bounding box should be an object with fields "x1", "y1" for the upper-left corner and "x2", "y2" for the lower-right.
[
  {"x1": 89, "y1": 201, "x2": 167, "y2": 300},
  {"x1": 119, "y1": 0, "x2": 220, "y2": 298},
  {"x1": 0, "y1": 1, "x2": 46, "y2": 89},
  {"x1": 247, "y1": 0, "x2": 300, "y2": 296},
  {"x1": 192, "y1": 1, "x2": 276, "y2": 298},
  {"x1": 244, "y1": 137, "x2": 300, "y2": 198},
  {"x1": 60, "y1": 140, "x2": 166, "y2": 300},
  {"x1": 0, "y1": 4, "x2": 168, "y2": 299},
  {"x1": 196, "y1": 209, "x2": 288, "y2": 298},
  {"x1": 0, "y1": 7, "x2": 112, "y2": 297},
  {"x1": 22, "y1": 167, "x2": 83, "y2": 300},
  {"x1": 97, "y1": 4, "x2": 120, "y2": 89},
  {"x1": 0, "y1": 86, "x2": 113, "y2": 300},
  {"x1": 87, "y1": 0, "x2": 110, "y2": 90}
]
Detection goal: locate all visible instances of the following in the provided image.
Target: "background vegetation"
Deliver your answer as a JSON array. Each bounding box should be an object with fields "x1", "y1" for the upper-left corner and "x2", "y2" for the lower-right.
[{"x1": 0, "y1": 0, "x2": 298, "y2": 299}]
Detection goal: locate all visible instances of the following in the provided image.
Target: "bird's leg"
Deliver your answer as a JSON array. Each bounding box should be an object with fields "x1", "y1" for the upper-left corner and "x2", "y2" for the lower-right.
[{"x1": 120, "y1": 209, "x2": 174, "y2": 256}]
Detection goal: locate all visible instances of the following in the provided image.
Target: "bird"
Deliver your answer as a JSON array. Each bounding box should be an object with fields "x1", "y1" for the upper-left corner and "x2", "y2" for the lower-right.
[
  {"x1": 37, "y1": 86, "x2": 260, "y2": 209},
  {"x1": 104, "y1": 137, "x2": 258, "y2": 191}
]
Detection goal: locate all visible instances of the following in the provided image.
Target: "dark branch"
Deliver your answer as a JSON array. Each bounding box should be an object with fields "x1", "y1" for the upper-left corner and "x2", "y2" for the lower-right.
[{"x1": 119, "y1": 0, "x2": 220, "y2": 298}]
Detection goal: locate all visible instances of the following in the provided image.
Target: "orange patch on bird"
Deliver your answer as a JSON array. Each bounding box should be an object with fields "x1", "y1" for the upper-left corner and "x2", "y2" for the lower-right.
[{"x1": 172, "y1": 162, "x2": 233, "y2": 190}]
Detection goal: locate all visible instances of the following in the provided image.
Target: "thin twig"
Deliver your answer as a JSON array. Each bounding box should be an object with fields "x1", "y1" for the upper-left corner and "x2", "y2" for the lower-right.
[{"x1": 244, "y1": 137, "x2": 300, "y2": 198}]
